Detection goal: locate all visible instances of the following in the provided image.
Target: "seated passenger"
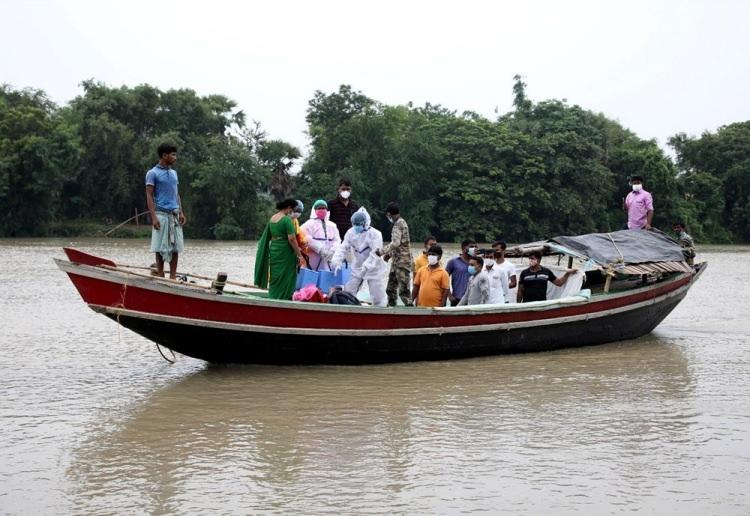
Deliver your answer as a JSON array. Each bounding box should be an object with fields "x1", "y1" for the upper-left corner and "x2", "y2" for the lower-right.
[
  {"x1": 458, "y1": 256, "x2": 491, "y2": 306},
  {"x1": 672, "y1": 222, "x2": 696, "y2": 265},
  {"x1": 412, "y1": 245, "x2": 450, "y2": 308},
  {"x1": 517, "y1": 251, "x2": 577, "y2": 303}
]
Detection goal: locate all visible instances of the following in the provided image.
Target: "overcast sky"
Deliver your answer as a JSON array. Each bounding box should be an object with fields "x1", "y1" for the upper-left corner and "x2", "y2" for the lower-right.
[{"x1": 3, "y1": 0, "x2": 749, "y2": 156}]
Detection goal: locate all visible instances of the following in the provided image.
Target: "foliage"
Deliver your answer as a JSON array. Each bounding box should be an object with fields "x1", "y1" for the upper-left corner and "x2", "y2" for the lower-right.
[
  {"x1": 1, "y1": 79, "x2": 747, "y2": 243},
  {"x1": 298, "y1": 78, "x2": 709, "y2": 245},
  {"x1": 670, "y1": 122, "x2": 750, "y2": 242},
  {"x1": 0, "y1": 86, "x2": 79, "y2": 236}
]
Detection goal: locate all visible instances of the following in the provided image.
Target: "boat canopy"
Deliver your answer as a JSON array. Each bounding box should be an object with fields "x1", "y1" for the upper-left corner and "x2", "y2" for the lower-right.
[{"x1": 507, "y1": 229, "x2": 693, "y2": 274}]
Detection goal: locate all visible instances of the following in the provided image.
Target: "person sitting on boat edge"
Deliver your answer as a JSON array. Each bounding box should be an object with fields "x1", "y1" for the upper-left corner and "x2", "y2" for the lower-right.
[
  {"x1": 254, "y1": 199, "x2": 305, "y2": 300},
  {"x1": 379, "y1": 202, "x2": 412, "y2": 307},
  {"x1": 446, "y1": 239, "x2": 476, "y2": 306},
  {"x1": 331, "y1": 207, "x2": 388, "y2": 307},
  {"x1": 145, "y1": 142, "x2": 187, "y2": 279},
  {"x1": 412, "y1": 245, "x2": 450, "y2": 308},
  {"x1": 672, "y1": 222, "x2": 696, "y2": 265},
  {"x1": 413, "y1": 235, "x2": 437, "y2": 273},
  {"x1": 517, "y1": 251, "x2": 577, "y2": 303},
  {"x1": 300, "y1": 199, "x2": 341, "y2": 271},
  {"x1": 458, "y1": 255, "x2": 491, "y2": 306}
]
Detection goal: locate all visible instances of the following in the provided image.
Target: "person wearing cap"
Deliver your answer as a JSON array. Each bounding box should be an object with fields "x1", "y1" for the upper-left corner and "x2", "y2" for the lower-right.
[
  {"x1": 300, "y1": 199, "x2": 341, "y2": 271},
  {"x1": 412, "y1": 245, "x2": 450, "y2": 308},
  {"x1": 331, "y1": 207, "x2": 387, "y2": 307},
  {"x1": 517, "y1": 251, "x2": 577, "y2": 303},
  {"x1": 379, "y1": 202, "x2": 412, "y2": 307},
  {"x1": 327, "y1": 178, "x2": 360, "y2": 240},
  {"x1": 623, "y1": 175, "x2": 654, "y2": 230}
]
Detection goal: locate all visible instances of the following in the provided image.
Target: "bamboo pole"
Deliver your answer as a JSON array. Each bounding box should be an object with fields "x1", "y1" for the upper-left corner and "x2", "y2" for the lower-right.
[
  {"x1": 111, "y1": 263, "x2": 262, "y2": 290},
  {"x1": 104, "y1": 210, "x2": 151, "y2": 236}
]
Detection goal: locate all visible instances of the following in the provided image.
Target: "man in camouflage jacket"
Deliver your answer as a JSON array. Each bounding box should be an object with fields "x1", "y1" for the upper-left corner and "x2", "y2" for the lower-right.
[{"x1": 380, "y1": 202, "x2": 413, "y2": 306}]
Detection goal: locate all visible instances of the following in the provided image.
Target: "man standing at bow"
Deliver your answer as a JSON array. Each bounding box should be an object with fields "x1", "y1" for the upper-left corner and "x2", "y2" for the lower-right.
[{"x1": 146, "y1": 143, "x2": 187, "y2": 279}]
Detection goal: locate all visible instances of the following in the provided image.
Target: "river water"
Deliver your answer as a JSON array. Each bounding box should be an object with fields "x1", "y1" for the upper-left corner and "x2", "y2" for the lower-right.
[{"x1": 1, "y1": 239, "x2": 749, "y2": 514}]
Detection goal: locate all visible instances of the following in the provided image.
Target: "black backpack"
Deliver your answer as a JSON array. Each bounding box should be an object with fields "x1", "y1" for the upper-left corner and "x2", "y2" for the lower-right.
[{"x1": 328, "y1": 291, "x2": 361, "y2": 305}]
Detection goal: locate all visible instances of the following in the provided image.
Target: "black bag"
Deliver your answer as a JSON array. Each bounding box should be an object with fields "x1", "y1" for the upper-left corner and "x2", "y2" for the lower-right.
[{"x1": 328, "y1": 291, "x2": 361, "y2": 305}]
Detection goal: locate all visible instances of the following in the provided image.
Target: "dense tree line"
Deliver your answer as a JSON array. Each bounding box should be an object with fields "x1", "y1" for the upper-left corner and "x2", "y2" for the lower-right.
[
  {"x1": 0, "y1": 82, "x2": 297, "y2": 238},
  {"x1": 299, "y1": 78, "x2": 748, "y2": 244},
  {"x1": 1, "y1": 78, "x2": 748, "y2": 242}
]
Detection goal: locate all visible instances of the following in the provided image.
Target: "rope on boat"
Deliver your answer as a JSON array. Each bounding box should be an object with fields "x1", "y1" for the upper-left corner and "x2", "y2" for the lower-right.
[
  {"x1": 156, "y1": 343, "x2": 176, "y2": 364},
  {"x1": 606, "y1": 233, "x2": 625, "y2": 264},
  {"x1": 109, "y1": 268, "x2": 176, "y2": 364}
]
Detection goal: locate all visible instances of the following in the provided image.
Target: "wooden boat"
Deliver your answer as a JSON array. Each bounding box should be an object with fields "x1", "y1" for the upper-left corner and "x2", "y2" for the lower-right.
[{"x1": 55, "y1": 230, "x2": 705, "y2": 364}]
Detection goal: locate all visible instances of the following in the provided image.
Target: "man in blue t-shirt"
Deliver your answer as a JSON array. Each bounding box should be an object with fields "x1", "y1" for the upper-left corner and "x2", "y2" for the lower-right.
[
  {"x1": 146, "y1": 143, "x2": 187, "y2": 279},
  {"x1": 445, "y1": 239, "x2": 476, "y2": 306}
]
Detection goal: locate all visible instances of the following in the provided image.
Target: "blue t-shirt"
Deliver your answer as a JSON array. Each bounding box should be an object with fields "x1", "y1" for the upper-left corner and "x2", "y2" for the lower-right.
[
  {"x1": 145, "y1": 164, "x2": 180, "y2": 212},
  {"x1": 445, "y1": 255, "x2": 470, "y2": 299}
]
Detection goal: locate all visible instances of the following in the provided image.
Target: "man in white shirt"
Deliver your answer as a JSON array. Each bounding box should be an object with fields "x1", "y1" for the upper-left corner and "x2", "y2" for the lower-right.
[
  {"x1": 492, "y1": 240, "x2": 517, "y2": 302},
  {"x1": 485, "y1": 258, "x2": 510, "y2": 304}
]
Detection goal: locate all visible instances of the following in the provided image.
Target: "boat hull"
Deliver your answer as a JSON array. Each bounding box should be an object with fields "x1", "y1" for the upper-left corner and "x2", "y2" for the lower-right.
[
  {"x1": 57, "y1": 256, "x2": 705, "y2": 364},
  {"x1": 100, "y1": 290, "x2": 685, "y2": 364}
]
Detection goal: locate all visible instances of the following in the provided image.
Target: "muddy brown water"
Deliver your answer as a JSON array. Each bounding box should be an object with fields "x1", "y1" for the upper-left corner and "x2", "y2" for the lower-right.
[{"x1": 1, "y1": 239, "x2": 749, "y2": 514}]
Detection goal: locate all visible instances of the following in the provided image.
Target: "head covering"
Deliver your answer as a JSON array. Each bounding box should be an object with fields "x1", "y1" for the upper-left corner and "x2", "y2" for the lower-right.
[
  {"x1": 294, "y1": 200, "x2": 304, "y2": 213},
  {"x1": 309, "y1": 199, "x2": 331, "y2": 221},
  {"x1": 351, "y1": 211, "x2": 367, "y2": 226}
]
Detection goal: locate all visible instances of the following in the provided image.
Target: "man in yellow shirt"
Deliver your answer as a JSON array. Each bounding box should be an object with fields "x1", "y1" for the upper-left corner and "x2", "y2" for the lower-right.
[
  {"x1": 413, "y1": 235, "x2": 437, "y2": 272},
  {"x1": 412, "y1": 245, "x2": 450, "y2": 308}
]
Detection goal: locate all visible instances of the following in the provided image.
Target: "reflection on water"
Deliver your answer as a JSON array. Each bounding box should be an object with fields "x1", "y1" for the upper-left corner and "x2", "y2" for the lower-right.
[
  {"x1": 1, "y1": 239, "x2": 750, "y2": 514},
  {"x1": 67, "y1": 339, "x2": 697, "y2": 514}
]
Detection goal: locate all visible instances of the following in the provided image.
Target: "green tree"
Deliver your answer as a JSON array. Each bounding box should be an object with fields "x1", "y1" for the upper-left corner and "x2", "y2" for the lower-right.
[
  {"x1": 0, "y1": 86, "x2": 78, "y2": 236},
  {"x1": 670, "y1": 122, "x2": 750, "y2": 242}
]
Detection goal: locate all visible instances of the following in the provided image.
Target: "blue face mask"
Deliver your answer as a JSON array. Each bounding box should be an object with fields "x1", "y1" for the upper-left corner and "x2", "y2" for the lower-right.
[
  {"x1": 467, "y1": 265, "x2": 477, "y2": 275},
  {"x1": 354, "y1": 225, "x2": 365, "y2": 234}
]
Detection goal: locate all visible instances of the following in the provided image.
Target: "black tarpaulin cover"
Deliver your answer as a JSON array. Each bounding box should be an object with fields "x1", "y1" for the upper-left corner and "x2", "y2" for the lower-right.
[{"x1": 550, "y1": 229, "x2": 686, "y2": 265}]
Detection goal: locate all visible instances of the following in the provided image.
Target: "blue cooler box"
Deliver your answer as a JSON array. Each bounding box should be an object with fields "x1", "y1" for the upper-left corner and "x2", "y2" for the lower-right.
[
  {"x1": 316, "y1": 264, "x2": 351, "y2": 293},
  {"x1": 295, "y1": 268, "x2": 319, "y2": 290}
]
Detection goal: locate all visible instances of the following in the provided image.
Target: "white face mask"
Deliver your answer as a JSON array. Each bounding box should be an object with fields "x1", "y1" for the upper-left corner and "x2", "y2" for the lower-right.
[
  {"x1": 340, "y1": 190, "x2": 351, "y2": 199},
  {"x1": 427, "y1": 255, "x2": 439, "y2": 266},
  {"x1": 632, "y1": 184, "x2": 643, "y2": 192},
  {"x1": 290, "y1": 212, "x2": 300, "y2": 219}
]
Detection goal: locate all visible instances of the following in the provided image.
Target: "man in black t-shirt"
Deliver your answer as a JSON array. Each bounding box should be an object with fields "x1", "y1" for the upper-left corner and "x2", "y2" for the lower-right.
[{"x1": 517, "y1": 251, "x2": 577, "y2": 303}]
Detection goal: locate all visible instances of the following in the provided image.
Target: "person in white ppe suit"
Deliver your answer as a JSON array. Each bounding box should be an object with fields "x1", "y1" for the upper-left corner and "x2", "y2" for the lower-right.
[
  {"x1": 300, "y1": 199, "x2": 341, "y2": 271},
  {"x1": 331, "y1": 207, "x2": 388, "y2": 307}
]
